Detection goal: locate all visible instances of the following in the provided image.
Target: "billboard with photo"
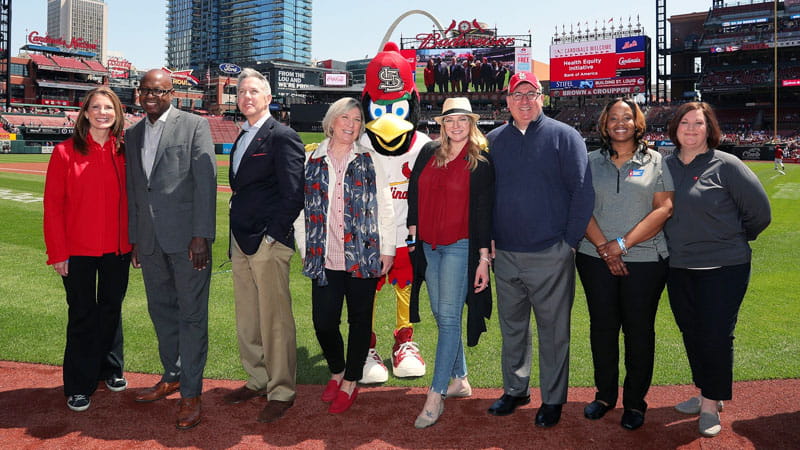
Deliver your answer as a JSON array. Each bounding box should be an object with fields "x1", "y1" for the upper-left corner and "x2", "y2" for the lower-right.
[
  {"x1": 415, "y1": 46, "x2": 515, "y2": 70},
  {"x1": 549, "y1": 35, "x2": 649, "y2": 89}
]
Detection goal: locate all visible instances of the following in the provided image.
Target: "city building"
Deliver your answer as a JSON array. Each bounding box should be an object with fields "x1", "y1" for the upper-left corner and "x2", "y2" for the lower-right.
[
  {"x1": 166, "y1": 0, "x2": 312, "y2": 75},
  {"x1": 46, "y1": 0, "x2": 108, "y2": 63}
]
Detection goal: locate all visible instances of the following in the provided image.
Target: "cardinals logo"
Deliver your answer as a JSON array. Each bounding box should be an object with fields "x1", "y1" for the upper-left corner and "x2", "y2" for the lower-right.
[
  {"x1": 378, "y1": 67, "x2": 403, "y2": 93},
  {"x1": 401, "y1": 161, "x2": 412, "y2": 179}
]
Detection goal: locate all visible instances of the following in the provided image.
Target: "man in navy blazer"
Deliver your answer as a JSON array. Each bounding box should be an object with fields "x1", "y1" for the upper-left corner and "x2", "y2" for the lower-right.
[
  {"x1": 125, "y1": 69, "x2": 217, "y2": 429},
  {"x1": 223, "y1": 68, "x2": 305, "y2": 423}
]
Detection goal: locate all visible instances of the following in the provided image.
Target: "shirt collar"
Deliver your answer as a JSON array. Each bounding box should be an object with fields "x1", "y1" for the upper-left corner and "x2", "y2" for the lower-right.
[
  {"x1": 242, "y1": 113, "x2": 270, "y2": 133},
  {"x1": 146, "y1": 105, "x2": 172, "y2": 127}
]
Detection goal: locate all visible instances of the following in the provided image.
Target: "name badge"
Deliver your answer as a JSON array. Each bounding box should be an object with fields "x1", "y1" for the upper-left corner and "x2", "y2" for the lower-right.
[{"x1": 628, "y1": 169, "x2": 644, "y2": 177}]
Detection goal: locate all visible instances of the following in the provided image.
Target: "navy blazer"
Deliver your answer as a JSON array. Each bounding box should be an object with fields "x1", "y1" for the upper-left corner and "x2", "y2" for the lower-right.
[{"x1": 229, "y1": 116, "x2": 305, "y2": 254}]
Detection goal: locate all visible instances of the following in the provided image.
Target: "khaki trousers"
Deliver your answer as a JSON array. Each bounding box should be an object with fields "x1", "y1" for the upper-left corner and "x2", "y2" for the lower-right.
[{"x1": 231, "y1": 233, "x2": 297, "y2": 402}]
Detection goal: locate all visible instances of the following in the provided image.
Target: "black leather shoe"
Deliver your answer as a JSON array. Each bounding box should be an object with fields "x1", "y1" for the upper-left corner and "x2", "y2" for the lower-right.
[
  {"x1": 621, "y1": 409, "x2": 645, "y2": 430},
  {"x1": 535, "y1": 403, "x2": 562, "y2": 427},
  {"x1": 487, "y1": 394, "x2": 531, "y2": 416},
  {"x1": 584, "y1": 400, "x2": 613, "y2": 420}
]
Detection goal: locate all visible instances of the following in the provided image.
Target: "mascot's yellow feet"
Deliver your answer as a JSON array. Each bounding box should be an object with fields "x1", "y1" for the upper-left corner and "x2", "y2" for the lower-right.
[
  {"x1": 392, "y1": 327, "x2": 426, "y2": 378},
  {"x1": 359, "y1": 332, "x2": 389, "y2": 384}
]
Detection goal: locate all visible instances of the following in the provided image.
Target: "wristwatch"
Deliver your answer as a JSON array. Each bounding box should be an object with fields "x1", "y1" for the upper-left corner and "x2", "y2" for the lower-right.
[{"x1": 405, "y1": 234, "x2": 416, "y2": 246}]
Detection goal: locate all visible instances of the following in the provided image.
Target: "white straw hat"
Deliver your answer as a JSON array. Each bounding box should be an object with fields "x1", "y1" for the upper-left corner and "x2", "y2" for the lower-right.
[{"x1": 434, "y1": 97, "x2": 480, "y2": 124}]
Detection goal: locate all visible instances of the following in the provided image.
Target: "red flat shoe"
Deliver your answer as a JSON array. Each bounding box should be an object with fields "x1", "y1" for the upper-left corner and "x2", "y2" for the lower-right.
[
  {"x1": 328, "y1": 387, "x2": 359, "y2": 413},
  {"x1": 321, "y1": 379, "x2": 341, "y2": 403}
]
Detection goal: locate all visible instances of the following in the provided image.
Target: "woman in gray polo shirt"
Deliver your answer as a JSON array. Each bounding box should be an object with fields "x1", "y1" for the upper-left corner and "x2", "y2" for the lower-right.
[
  {"x1": 664, "y1": 102, "x2": 771, "y2": 437},
  {"x1": 576, "y1": 98, "x2": 674, "y2": 431}
]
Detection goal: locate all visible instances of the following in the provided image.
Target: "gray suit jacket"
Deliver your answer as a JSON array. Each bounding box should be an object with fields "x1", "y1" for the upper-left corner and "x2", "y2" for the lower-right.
[{"x1": 126, "y1": 107, "x2": 217, "y2": 255}]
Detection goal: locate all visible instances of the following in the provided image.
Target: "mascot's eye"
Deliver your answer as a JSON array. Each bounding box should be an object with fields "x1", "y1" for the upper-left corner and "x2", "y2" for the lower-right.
[
  {"x1": 387, "y1": 100, "x2": 410, "y2": 119},
  {"x1": 369, "y1": 100, "x2": 410, "y2": 120},
  {"x1": 369, "y1": 103, "x2": 387, "y2": 120}
]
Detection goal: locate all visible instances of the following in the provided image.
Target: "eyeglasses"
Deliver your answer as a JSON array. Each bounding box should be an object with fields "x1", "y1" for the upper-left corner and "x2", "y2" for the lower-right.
[
  {"x1": 139, "y1": 88, "x2": 173, "y2": 97},
  {"x1": 510, "y1": 91, "x2": 541, "y2": 101}
]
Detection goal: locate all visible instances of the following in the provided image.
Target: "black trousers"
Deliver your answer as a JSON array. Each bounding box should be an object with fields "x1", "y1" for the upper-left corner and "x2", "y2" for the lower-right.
[
  {"x1": 311, "y1": 270, "x2": 378, "y2": 382},
  {"x1": 667, "y1": 263, "x2": 750, "y2": 401},
  {"x1": 62, "y1": 253, "x2": 131, "y2": 396},
  {"x1": 576, "y1": 253, "x2": 667, "y2": 412}
]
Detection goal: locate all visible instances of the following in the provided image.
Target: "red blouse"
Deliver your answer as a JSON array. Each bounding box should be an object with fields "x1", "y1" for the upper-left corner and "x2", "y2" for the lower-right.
[
  {"x1": 43, "y1": 134, "x2": 131, "y2": 264},
  {"x1": 416, "y1": 143, "x2": 470, "y2": 248}
]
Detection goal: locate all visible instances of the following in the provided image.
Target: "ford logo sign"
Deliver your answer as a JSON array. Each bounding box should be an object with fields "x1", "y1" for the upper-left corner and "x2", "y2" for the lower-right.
[{"x1": 219, "y1": 63, "x2": 242, "y2": 75}]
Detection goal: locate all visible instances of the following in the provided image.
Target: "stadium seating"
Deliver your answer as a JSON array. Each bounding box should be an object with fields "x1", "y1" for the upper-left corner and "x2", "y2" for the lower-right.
[
  {"x1": 49, "y1": 56, "x2": 91, "y2": 71},
  {"x1": 205, "y1": 116, "x2": 241, "y2": 144}
]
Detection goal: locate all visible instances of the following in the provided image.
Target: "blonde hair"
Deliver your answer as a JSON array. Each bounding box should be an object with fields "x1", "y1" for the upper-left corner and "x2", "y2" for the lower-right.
[{"x1": 435, "y1": 116, "x2": 487, "y2": 171}]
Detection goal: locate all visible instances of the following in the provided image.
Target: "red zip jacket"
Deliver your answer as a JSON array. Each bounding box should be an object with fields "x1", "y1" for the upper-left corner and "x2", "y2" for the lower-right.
[{"x1": 43, "y1": 134, "x2": 131, "y2": 265}]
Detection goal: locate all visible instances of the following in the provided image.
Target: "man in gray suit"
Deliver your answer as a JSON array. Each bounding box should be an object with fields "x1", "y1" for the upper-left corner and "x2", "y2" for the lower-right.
[{"x1": 126, "y1": 69, "x2": 217, "y2": 430}]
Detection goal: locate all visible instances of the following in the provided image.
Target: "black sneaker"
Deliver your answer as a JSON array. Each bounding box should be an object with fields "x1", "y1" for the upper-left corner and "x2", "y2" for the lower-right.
[
  {"x1": 67, "y1": 394, "x2": 91, "y2": 412},
  {"x1": 105, "y1": 376, "x2": 128, "y2": 392}
]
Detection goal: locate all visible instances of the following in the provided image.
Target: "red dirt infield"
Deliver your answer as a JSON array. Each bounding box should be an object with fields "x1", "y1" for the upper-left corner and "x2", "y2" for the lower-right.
[{"x1": 0, "y1": 361, "x2": 797, "y2": 449}]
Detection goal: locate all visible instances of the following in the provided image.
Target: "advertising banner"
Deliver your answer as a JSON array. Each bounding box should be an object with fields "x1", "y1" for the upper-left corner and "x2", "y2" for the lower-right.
[
  {"x1": 550, "y1": 36, "x2": 647, "y2": 83},
  {"x1": 550, "y1": 76, "x2": 646, "y2": 90},
  {"x1": 515, "y1": 47, "x2": 532, "y2": 73},
  {"x1": 107, "y1": 57, "x2": 131, "y2": 79}
]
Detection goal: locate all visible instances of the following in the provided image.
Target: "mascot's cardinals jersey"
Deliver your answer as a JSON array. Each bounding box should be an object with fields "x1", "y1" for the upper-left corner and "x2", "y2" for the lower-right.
[{"x1": 360, "y1": 132, "x2": 430, "y2": 248}]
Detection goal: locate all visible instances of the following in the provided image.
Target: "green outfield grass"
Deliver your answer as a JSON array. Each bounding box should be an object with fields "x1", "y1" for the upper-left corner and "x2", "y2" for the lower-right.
[{"x1": 0, "y1": 153, "x2": 797, "y2": 390}]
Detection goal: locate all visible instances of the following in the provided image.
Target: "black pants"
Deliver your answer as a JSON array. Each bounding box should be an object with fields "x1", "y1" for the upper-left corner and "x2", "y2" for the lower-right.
[
  {"x1": 62, "y1": 253, "x2": 131, "y2": 396},
  {"x1": 667, "y1": 263, "x2": 750, "y2": 401},
  {"x1": 311, "y1": 270, "x2": 378, "y2": 382},
  {"x1": 576, "y1": 253, "x2": 667, "y2": 412},
  {"x1": 101, "y1": 316, "x2": 124, "y2": 380}
]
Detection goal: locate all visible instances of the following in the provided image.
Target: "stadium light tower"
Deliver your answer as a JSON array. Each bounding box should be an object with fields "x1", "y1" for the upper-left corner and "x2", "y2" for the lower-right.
[
  {"x1": 656, "y1": 0, "x2": 666, "y2": 102},
  {"x1": 1, "y1": 0, "x2": 10, "y2": 108},
  {"x1": 773, "y1": 0, "x2": 778, "y2": 141}
]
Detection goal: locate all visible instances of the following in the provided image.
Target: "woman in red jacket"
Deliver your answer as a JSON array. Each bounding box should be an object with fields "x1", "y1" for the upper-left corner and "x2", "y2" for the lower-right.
[{"x1": 43, "y1": 87, "x2": 132, "y2": 412}]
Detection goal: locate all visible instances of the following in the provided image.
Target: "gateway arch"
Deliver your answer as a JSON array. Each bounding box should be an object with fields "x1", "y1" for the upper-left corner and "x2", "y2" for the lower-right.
[{"x1": 378, "y1": 10, "x2": 445, "y2": 52}]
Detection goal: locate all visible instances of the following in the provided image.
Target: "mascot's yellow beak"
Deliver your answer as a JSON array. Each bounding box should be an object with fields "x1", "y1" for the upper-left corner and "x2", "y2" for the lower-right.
[{"x1": 365, "y1": 114, "x2": 414, "y2": 152}]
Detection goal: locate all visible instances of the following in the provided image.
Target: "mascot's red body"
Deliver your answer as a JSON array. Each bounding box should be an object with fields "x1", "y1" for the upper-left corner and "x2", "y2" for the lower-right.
[{"x1": 358, "y1": 42, "x2": 430, "y2": 382}]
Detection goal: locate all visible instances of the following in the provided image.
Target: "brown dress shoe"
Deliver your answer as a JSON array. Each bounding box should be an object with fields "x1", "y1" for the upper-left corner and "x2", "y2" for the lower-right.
[
  {"x1": 223, "y1": 385, "x2": 266, "y2": 404},
  {"x1": 176, "y1": 396, "x2": 202, "y2": 430},
  {"x1": 135, "y1": 381, "x2": 180, "y2": 403},
  {"x1": 257, "y1": 399, "x2": 294, "y2": 423}
]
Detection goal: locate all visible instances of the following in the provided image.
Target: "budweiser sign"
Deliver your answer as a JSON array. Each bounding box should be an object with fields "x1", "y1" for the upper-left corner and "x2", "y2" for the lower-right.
[
  {"x1": 415, "y1": 19, "x2": 515, "y2": 49},
  {"x1": 27, "y1": 31, "x2": 97, "y2": 51}
]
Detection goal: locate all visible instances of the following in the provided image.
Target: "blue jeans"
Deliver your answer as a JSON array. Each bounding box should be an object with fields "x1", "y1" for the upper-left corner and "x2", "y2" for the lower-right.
[{"x1": 423, "y1": 239, "x2": 469, "y2": 395}]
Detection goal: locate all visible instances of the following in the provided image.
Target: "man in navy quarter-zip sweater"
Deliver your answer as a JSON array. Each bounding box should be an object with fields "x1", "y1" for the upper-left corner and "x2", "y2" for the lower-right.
[{"x1": 486, "y1": 71, "x2": 594, "y2": 428}]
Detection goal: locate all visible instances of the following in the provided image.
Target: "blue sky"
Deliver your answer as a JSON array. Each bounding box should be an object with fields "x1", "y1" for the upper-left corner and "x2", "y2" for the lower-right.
[{"x1": 12, "y1": 0, "x2": 709, "y2": 70}]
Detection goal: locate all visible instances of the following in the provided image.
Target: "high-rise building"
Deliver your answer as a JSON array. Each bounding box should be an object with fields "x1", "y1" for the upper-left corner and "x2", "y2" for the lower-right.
[
  {"x1": 46, "y1": 0, "x2": 108, "y2": 62},
  {"x1": 167, "y1": 0, "x2": 312, "y2": 75}
]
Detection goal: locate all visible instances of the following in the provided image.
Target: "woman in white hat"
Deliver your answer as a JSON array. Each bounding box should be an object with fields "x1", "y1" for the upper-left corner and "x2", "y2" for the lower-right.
[{"x1": 407, "y1": 97, "x2": 495, "y2": 428}]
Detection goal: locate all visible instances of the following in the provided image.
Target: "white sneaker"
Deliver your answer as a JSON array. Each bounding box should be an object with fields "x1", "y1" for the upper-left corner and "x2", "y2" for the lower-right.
[
  {"x1": 393, "y1": 341, "x2": 426, "y2": 378},
  {"x1": 359, "y1": 348, "x2": 389, "y2": 384}
]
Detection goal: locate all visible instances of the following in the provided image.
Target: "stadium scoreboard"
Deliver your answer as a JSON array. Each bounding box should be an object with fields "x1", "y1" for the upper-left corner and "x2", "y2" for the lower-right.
[{"x1": 549, "y1": 35, "x2": 650, "y2": 97}]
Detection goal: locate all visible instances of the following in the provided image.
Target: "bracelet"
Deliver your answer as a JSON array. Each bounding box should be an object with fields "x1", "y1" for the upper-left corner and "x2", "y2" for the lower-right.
[
  {"x1": 616, "y1": 237, "x2": 628, "y2": 255},
  {"x1": 479, "y1": 256, "x2": 491, "y2": 264}
]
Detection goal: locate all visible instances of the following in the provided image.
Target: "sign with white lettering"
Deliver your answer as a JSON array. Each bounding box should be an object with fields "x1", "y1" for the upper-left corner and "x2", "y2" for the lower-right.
[{"x1": 550, "y1": 36, "x2": 648, "y2": 84}]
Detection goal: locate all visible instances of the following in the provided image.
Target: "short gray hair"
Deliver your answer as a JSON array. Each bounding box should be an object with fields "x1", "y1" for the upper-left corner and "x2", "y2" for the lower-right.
[
  {"x1": 321, "y1": 97, "x2": 364, "y2": 139},
  {"x1": 237, "y1": 68, "x2": 271, "y2": 96}
]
